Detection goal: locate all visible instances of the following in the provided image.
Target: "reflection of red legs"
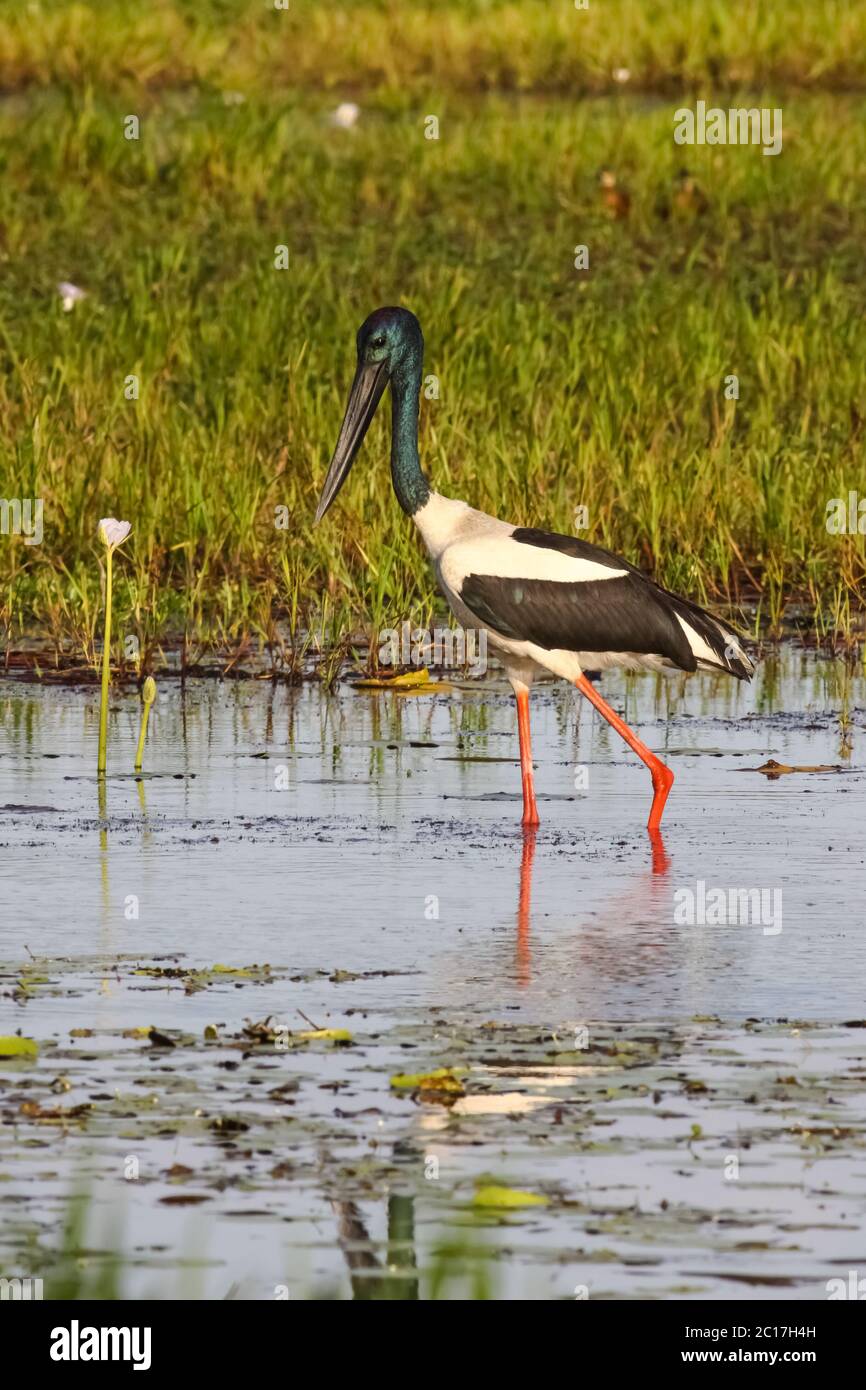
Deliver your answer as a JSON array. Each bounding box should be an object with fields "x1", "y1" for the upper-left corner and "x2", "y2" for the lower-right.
[
  {"x1": 648, "y1": 826, "x2": 670, "y2": 876},
  {"x1": 515, "y1": 688, "x2": 540, "y2": 828},
  {"x1": 574, "y1": 674, "x2": 674, "y2": 830},
  {"x1": 516, "y1": 826, "x2": 537, "y2": 984}
]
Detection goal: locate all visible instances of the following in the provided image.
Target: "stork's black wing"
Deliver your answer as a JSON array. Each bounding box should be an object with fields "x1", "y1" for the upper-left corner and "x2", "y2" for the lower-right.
[{"x1": 457, "y1": 527, "x2": 751, "y2": 678}]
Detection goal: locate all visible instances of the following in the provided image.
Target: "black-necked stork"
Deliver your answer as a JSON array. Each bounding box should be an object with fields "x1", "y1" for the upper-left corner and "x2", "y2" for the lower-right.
[{"x1": 315, "y1": 307, "x2": 753, "y2": 832}]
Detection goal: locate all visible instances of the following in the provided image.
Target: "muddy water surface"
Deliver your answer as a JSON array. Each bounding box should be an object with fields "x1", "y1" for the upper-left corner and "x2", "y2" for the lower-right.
[{"x1": 1, "y1": 650, "x2": 864, "y2": 1298}]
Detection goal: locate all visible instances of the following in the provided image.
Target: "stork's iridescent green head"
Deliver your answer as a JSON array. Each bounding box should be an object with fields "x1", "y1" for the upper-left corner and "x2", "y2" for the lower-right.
[{"x1": 315, "y1": 306, "x2": 427, "y2": 522}]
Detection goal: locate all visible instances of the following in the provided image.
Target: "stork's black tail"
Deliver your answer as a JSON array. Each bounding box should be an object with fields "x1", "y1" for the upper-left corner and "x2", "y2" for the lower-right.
[{"x1": 653, "y1": 584, "x2": 754, "y2": 680}]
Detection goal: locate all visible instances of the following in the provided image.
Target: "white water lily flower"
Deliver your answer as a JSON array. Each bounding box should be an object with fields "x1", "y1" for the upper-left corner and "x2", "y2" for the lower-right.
[
  {"x1": 58, "y1": 281, "x2": 87, "y2": 312},
  {"x1": 612, "y1": 67, "x2": 631, "y2": 84},
  {"x1": 98, "y1": 517, "x2": 132, "y2": 549},
  {"x1": 330, "y1": 102, "x2": 360, "y2": 129}
]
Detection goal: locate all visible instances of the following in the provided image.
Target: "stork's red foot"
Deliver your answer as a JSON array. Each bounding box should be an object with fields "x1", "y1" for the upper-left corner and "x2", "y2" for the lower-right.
[{"x1": 574, "y1": 673, "x2": 675, "y2": 830}]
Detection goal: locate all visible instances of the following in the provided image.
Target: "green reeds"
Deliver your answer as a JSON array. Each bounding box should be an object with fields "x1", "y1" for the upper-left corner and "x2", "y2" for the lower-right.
[
  {"x1": 1, "y1": 69, "x2": 864, "y2": 657},
  {"x1": 3, "y1": 1, "x2": 866, "y2": 99}
]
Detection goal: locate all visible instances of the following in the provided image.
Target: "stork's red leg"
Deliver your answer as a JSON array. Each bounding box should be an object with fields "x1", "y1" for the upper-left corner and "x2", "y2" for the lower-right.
[
  {"x1": 515, "y1": 688, "x2": 540, "y2": 827},
  {"x1": 574, "y1": 674, "x2": 674, "y2": 829}
]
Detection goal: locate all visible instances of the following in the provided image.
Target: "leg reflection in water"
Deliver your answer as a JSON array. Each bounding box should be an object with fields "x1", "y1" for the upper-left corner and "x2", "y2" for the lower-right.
[
  {"x1": 516, "y1": 827, "x2": 537, "y2": 985},
  {"x1": 648, "y1": 826, "x2": 671, "y2": 877},
  {"x1": 515, "y1": 826, "x2": 671, "y2": 985},
  {"x1": 331, "y1": 1194, "x2": 419, "y2": 1300}
]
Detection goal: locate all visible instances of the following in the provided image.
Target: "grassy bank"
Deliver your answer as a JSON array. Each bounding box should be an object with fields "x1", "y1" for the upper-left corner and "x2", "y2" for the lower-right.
[
  {"x1": 0, "y1": 5, "x2": 865, "y2": 671},
  {"x1": 3, "y1": 0, "x2": 866, "y2": 97}
]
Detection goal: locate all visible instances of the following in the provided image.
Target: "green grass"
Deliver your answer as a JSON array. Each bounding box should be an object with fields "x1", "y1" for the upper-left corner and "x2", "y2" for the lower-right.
[
  {"x1": 3, "y1": 0, "x2": 866, "y2": 97},
  {"x1": 0, "y1": 2, "x2": 865, "y2": 670}
]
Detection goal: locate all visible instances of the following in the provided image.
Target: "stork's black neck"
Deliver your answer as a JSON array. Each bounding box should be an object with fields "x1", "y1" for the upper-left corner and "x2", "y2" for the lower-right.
[{"x1": 390, "y1": 364, "x2": 430, "y2": 517}]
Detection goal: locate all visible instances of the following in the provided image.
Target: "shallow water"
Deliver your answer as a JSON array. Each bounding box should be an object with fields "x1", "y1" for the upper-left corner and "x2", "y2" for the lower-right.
[{"x1": 1, "y1": 649, "x2": 864, "y2": 1299}]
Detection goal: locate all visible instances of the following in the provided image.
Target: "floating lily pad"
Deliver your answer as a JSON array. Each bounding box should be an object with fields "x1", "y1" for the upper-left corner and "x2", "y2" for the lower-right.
[
  {"x1": 473, "y1": 1185, "x2": 550, "y2": 1210},
  {"x1": 0, "y1": 1036, "x2": 39, "y2": 1057}
]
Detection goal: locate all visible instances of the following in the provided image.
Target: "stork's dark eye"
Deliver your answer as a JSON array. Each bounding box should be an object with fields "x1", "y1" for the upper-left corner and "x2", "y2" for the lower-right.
[{"x1": 370, "y1": 335, "x2": 386, "y2": 348}]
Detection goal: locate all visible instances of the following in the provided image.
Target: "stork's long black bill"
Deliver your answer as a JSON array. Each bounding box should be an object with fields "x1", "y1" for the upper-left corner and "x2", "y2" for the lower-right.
[{"x1": 315, "y1": 360, "x2": 389, "y2": 522}]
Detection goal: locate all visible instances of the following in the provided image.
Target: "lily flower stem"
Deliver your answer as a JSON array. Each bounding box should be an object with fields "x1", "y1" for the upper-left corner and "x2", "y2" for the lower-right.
[{"x1": 98, "y1": 547, "x2": 113, "y2": 775}]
